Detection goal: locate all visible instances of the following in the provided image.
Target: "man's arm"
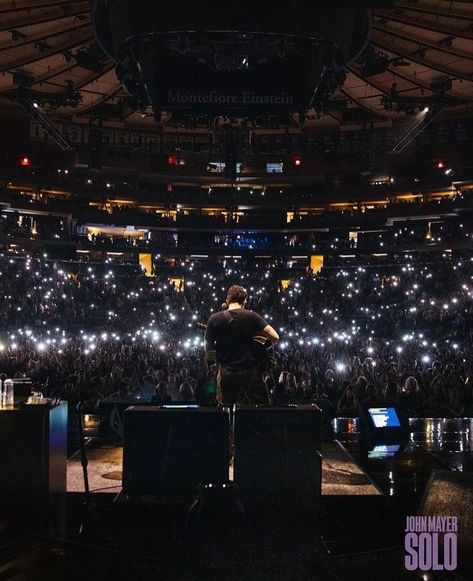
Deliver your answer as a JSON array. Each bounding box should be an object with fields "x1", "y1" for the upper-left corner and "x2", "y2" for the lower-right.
[
  {"x1": 205, "y1": 344, "x2": 216, "y2": 363},
  {"x1": 251, "y1": 311, "x2": 279, "y2": 346},
  {"x1": 204, "y1": 319, "x2": 217, "y2": 363},
  {"x1": 261, "y1": 324, "x2": 279, "y2": 345}
]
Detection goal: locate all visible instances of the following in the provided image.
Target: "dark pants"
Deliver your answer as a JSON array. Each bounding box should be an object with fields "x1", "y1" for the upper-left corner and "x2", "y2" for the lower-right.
[{"x1": 217, "y1": 366, "x2": 271, "y2": 406}]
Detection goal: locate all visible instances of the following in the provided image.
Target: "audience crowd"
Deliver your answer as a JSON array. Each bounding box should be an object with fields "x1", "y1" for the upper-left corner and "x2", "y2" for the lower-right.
[{"x1": 1, "y1": 250, "x2": 473, "y2": 419}]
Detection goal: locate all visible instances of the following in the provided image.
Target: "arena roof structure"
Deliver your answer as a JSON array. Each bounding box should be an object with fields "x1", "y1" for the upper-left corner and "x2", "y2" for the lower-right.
[{"x1": 0, "y1": 0, "x2": 472, "y2": 131}]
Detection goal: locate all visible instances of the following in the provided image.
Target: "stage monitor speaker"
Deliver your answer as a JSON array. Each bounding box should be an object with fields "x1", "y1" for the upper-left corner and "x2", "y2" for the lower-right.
[
  {"x1": 233, "y1": 405, "x2": 322, "y2": 505},
  {"x1": 123, "y1": 406, "x2": 230, "y2": 501}
]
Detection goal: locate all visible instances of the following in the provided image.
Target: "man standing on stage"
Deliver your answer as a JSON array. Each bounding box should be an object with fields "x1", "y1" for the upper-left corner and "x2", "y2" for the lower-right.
[{"x1": 205, "y1": 284, "x2": 279, "y2": 406}]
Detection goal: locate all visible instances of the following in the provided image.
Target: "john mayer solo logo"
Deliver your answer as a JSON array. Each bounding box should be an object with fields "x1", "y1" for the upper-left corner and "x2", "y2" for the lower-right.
[
  {"x1": 167, "y1": 90, "x2": 295, "y2": 106},
  {"x1": 404, "y1": 516, "x2": 458, "y2": 572}
]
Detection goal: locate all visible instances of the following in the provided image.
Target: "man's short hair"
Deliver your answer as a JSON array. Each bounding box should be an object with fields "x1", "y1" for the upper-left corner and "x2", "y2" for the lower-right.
[{"x1": 226, "y1": 285, "x2": 248, "y2": 305}]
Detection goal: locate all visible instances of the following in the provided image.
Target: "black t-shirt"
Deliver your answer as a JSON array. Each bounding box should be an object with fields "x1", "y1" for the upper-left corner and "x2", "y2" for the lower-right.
[{"x1": 205, "y1": 308, "x2": 267, "y2": 370}]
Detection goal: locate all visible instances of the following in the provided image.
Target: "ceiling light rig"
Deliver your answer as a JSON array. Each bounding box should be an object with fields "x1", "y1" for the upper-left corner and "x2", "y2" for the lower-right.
[
  {"x1": 389, "y1": 103, "x2": 444, "y2": 155},
  {"x1": 381, "y1": 79, "x2": 456, "y2": 115},
  {"x1": 12, "y1": 87, "x2": 83, "y2": 110},
  {"x1": 16, "y1": 91, "x2": 75, "y2": 151},
  {"x1": 61, "y1": 44, "x2": 109, "y2": 73},
  {"x1": 11, "y1": 71, "x2": 83, "y2": 111},
  {"x1": 358, "y1": 49, "x2": 411, "y2": 77}
]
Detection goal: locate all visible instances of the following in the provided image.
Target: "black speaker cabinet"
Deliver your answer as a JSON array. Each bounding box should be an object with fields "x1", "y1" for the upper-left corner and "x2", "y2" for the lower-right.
[
  {"x1": 123, "y1": 406, "x2": 230, "y2": 501},
  {"x1": 0, "y1": 402, "x2": 67, "y2": 536},
  {"x1": 233, "y1": 405, "x2": 322, "y2": 505}
]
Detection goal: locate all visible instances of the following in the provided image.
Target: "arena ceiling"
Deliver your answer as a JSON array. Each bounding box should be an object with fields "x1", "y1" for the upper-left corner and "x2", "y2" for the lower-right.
[{"x1": 0, "y1": 0, "x2": 472, "y2": 131}]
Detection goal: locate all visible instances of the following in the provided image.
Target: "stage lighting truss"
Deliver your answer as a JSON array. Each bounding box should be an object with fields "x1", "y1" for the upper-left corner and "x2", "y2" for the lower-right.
[{"x1": 381, "y1": 93, "x2": 455, "y2": 115}]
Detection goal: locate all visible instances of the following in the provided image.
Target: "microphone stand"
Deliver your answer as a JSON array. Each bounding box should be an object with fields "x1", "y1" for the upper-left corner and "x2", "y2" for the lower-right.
[{"x1": 76, "y1": 400, "x2": 91, "y2": 534}]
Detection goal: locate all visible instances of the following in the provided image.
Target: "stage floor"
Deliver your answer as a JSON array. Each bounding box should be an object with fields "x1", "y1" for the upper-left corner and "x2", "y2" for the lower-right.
[
  {"x1": 67, "y1": 439, "x2": 381, "y2": 496},
  {"x1": 334, "y1": 417, "x2": 473, "y2": 497},
  {"x1": 8, "y1": 417, "x2": 473, "y2": 580},
  {"x1": 67, "y1": 443, "x2": 123, "y2": 495},
  {"x1": 68, "y1": 417, "x2": 473, "y2": 499}
]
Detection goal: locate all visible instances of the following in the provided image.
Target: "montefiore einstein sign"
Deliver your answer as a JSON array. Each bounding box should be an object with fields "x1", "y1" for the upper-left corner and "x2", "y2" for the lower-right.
[{"x1": 166, "y1": 90, "x2": 295, "y2": 107}]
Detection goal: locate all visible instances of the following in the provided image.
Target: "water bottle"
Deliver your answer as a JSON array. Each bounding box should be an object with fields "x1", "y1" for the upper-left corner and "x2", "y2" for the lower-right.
[{"x1": 2, "y1": 379, "x2": 14, "y2": 407}]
